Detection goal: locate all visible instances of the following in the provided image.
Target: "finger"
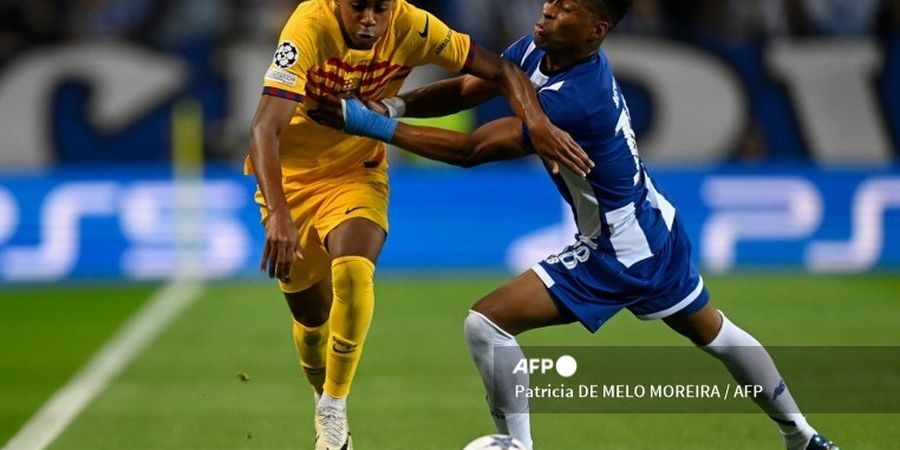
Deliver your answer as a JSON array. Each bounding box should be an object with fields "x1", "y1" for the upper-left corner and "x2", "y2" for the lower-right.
[
  {"x1": 566, "y1": 149, "x2": 591, "y2": 175},
  {"x1": 267, "y1": 243, "x2": 278, "y2": 279},
  {"x1": 563, "y1": 145, "x2": 590, "y2": 176},
  {"x1": 547, "y1": 159, "x2": 560, "y2": 175},
  {"x1": 281, "y1": 245, "x2": 300, "y2": 282},
  {"x1": 552, "y1": 130, "x2": 589, "y2": 166},
  {"x1": 321, "y1": 116, "x2": 344, "y2": 129},
  {"x1": 274, "y1": 242, "x2": 286, "y2": 280},
  {"x1": 321, "y1": 94, "x2": 341, "y2": 107},
  {"x1": 550, "y1": 150, "x2": 585, "y2": 177},
  {"x1": 317, "y1": 104, "x2": 343, "y2": 123},
  {"x1": 365, "y1": 100, "x2": 388, "y2": 116},
  {"x1": 260, "y1": 242, "x2": 271, "y2": 272},
  {"x1": 308, "y1": 110, "x2": 323, "y2": 124},
  {"x1": 319, "y1": 98, "x2": 339, "y2": 112},
  {"x1": 280, "y1": 257, "x2": 293, "y2": 283},
  {"x1": 569, "y1": 140, "x2": 594, "y2": 170},
  {"x1": 557, "y1": 138, "x2": 591, "y2": 174}
]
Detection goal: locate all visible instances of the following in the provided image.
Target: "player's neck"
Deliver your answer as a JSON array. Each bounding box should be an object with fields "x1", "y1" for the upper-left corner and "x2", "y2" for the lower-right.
[{"x1": 543, "y1": 48, "x2": 598, "y2": 73}]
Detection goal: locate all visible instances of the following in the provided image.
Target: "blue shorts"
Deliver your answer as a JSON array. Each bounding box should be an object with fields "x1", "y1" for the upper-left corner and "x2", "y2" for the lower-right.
[{"x1": 531, "y1": 219, "x2": 709, "y2": 333}]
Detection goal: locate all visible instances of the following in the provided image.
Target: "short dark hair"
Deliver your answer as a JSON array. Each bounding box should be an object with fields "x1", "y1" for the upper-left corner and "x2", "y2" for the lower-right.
[{"x1": 586, "y1": 0, "x2": 632, "y2": 26}]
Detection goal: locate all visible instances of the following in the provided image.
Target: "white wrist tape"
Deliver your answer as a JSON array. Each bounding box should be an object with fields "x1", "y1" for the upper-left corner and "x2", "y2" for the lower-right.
[{"x1": 381, "y1": 96, "x2": 407, "y2": 118}]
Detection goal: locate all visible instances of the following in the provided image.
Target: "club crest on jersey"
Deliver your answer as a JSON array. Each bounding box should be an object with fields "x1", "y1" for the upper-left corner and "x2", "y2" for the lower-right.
[
  {"x1": 273, "y1": 41, "x2": 299, "y2": 69},
  {"x1": 341, "y1": 77, "x2": 362, "y2": 96}
]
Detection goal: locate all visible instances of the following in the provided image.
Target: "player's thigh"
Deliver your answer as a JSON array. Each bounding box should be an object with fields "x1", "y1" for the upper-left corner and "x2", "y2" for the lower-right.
[
  {"x1": 472, "y1": 270, "x2": 576, "y2": 336},
  {"x1": 284, "y1": 275, "x2": 333, "y2": 327},
  {"x1": 317, "y1": 176, "x2": 389, "y2": 263},
  {"x1": 663, "y1": 302, "x2": 723, "y2": 346},
  {"x1": 325, "y1": 217, "x2": 386, "y2": 263}
]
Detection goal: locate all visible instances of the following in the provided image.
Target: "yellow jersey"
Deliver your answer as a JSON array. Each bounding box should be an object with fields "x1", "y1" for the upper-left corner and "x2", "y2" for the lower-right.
[{"x1": 246, "y1": 0, "x2": 473, "y2": 184}]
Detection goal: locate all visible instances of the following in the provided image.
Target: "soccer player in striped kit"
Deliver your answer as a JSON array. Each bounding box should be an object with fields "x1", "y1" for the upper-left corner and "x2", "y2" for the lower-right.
[
  {"x1": 315, "y1": 1, "x2": 840, "y2": 449},
  {"x1": 246, "y1": 1, "x2": 590, "y2": 448}
]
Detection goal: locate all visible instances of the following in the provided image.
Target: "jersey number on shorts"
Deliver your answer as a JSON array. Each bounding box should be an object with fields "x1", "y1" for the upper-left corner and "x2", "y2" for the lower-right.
[{"x1": 546, "y1": 243, "x2": 591, "y2": 270}]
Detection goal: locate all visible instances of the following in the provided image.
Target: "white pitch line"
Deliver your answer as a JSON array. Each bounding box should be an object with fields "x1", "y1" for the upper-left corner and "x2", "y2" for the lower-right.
[{"x1": 2, "y1": 280, "x2": 204, "y2": 450}]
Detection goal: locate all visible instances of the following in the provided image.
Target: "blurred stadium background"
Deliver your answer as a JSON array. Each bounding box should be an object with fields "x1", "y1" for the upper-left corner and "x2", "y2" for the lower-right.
[{"x1": 1, "y1": 1, "x2": 898, "y2": 449}]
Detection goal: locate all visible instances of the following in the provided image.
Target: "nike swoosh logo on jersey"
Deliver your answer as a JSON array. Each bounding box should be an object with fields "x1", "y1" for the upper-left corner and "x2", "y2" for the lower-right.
[{"x1": 418, "y1": 15, "x2": 430, "y2": 38}]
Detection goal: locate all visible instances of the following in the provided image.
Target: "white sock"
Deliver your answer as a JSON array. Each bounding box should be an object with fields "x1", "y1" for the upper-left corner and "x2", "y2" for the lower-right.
[
  {"x1": 317, "y1": 392, "x2": 346, "y2": 411},
  {"x1": 464, "y1": 311, "x2": 534, "y2": 450},
  {"x1": 702, "y1": 311, "x2": 815, "y2": 449}
]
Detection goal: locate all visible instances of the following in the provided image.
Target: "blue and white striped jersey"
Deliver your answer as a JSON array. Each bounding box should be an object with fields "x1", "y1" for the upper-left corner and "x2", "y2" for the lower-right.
[{"x1": 504, "y1": 35, "x2": 678, "y2": 269}]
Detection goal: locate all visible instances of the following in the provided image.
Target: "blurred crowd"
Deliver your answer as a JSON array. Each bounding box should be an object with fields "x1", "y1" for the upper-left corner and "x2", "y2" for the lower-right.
[
  {"x1": 3, "y1": 0, "x2": 900, "y2": 59},
  {"x1": 451, "y1": 0, "x2": 900, "y2": 52},
  {"x1": 0, "y1": 0, "x2": 298, "y2": 58}
]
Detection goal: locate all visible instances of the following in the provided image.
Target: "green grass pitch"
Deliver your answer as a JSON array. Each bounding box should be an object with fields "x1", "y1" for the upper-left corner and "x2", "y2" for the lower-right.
[{"x1": 1, "y1": 275, "x2": 898, "y2": 449}]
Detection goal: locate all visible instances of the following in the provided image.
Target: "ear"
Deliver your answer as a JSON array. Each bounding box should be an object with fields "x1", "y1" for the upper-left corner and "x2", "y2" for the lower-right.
[{"x1": 591, "y1": 19, "x2": 611, "y2": 42}]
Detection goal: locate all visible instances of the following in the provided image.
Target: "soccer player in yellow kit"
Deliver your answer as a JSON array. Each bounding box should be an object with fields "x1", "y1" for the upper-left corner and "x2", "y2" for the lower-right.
[{"x1": 247, "y1": 1, "x2": 592, "y2": 448}]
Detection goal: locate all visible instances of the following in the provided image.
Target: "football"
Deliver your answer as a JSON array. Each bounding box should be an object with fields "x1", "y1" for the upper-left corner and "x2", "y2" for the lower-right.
[{"x1": 463, "y1": 434, "x2": 529, "y2": 450}]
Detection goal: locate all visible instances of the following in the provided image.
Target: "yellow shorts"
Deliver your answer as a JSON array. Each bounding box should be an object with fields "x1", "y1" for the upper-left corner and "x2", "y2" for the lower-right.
[{"x1": 257, "y1": 170, "x2": 389, "y2": 293}]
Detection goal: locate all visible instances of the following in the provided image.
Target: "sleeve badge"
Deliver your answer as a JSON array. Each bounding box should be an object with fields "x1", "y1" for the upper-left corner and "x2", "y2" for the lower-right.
[{"x1": 273, "y1": 41, "x2": 300, "y2": 69}]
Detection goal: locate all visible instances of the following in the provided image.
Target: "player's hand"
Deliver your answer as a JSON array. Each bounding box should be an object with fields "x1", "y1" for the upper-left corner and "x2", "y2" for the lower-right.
[
  {"x1": 309, "y1": 95, "x2": 345, "y2": 129},
  {"x1": 528, "y1": 120, "x2": 594, "y2": 177},
  {"x1": 260, "y1": 208, "x2": 302, "y2": 283},
  {"x1": 311, "y1": 95, "x2": 392, "y2": 130},
  {"x1": 309, "y1": 94, "x2": 346, "y2": 129},
  {"x1": 364, "y1": 99, "x2": 390, "y2": 117}
]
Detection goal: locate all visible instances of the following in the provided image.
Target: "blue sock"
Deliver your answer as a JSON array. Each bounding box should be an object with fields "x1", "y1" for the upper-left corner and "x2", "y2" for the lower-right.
[{"x1": 342, "y1": 98, "x2": 399, "y2": 143}]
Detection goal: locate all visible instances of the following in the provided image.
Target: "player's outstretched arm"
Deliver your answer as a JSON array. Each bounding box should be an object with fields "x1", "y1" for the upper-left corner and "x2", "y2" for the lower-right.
[
  {"x1": 249, "y1": 95, "x2": 303, "y2": 282},
  {"x1": 374, "y1": 46, "x2": 592, "y2": 175},
  {"x1": 392, "y1": 116, "x2": 528, "y2": 168},
  {"x1": 394, "y1": 74, "x2": 500, "y2": 119},
  {"x1": 316, "y1": 95, "x2": 526, "y2": 167},
  {"x1": 464, "y1": 46, "x2": 593, "y2": 176}
]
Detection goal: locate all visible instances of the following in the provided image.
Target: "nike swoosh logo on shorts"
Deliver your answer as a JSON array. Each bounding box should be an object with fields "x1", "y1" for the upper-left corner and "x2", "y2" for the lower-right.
[{"x1": 345, "y1": 206, "x2": 371, "y2": 215}]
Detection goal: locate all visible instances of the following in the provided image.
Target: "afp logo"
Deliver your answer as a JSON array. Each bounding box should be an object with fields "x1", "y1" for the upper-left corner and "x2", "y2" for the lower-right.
[{"x1": 513, "y1": 355, "x2": 578, "y2": 378}]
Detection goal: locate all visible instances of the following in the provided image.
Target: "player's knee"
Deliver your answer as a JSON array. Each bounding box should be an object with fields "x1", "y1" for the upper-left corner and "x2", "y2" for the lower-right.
[
  {"x1": 300, "y1": 324, "x2": 328, "y2": 347},
  {"x1": 285, "y1": 292, "x2": 330, "y2": 327},
  {"x1": 464, "y1": 310, "x2": 513, "y2": 347},
  {"x1": 331, "y1": 256, "x2": 375, "y2": 302}
]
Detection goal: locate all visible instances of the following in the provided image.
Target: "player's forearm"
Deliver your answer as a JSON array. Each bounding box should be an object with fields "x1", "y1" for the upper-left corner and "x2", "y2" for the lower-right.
[
  {"x1": 401, "y1": 76, "x2": 497, "y2": 118},
  {"x1": 249, "y1": 125, "x2": 290, "y2": 213},
  {"x1": 392, "y1": 123, "x2": 480, "y2": 167},
  {"x1": 341, "y1": 99, "x2": 523, "y2": 167},
  {"x1": 495, "y1": 59, "x2": 551, "y2": 132}
]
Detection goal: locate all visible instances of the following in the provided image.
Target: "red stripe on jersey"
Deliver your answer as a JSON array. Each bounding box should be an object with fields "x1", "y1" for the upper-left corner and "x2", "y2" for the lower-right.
[
  {"x1": 306, "y1": 78, "x2": 342, "y2": 97},
  {"x1": 262, "y1": 87, "x2": 303, "y2": 102},
  {"x1": 309, "y1": 69, "x2": 345, "y2": 86},
  {"x1": 310, "y1": 66, "x2": 412, "y2": 89},
  {"x1": 359, "y1": 69, "x2": 412, "y2": 97},
  {"x1": 325, "y1": 58, "x2": 406, "y2": 73},
  {"x1": 360, "y1": 67, "x2": 412, "y2": 93}
]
